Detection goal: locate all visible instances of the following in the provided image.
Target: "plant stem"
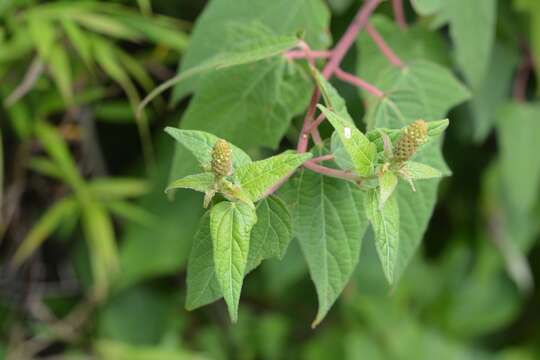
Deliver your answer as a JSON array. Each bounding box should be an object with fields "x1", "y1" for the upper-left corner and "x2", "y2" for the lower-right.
[
  {"x1": 311, "y1": 154, "x2": 335, "y2": 163},
  {"x1": 335, "y1": 68, "x2": 384, "y2": 97},
  {"x1": 392, "y1": 0, "x2": 407, "y2": 30},
  {"x1": 308, "y1": 113, "x2": 327, "y2": 133},
  {"x1": 311, "y1": 128, "x2": 323, "y2": 145},
  {"x1": 366, "y1": 24, "x2": 404, "y2": 67},
  {"x1": 297, "y1": 0, "x2": 382, "y2": 153},
  {"x1": 297, "y1": 89, "x2": 321, "y2": 153},
  {"x1": 322, "y1": 0, "x2": 383, "y2": 79},
  {"x1": 304, "y1": 161, "x2": 359, "y2": 181}
]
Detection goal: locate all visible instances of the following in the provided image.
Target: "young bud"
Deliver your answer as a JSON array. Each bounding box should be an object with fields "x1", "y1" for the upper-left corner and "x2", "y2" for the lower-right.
[
  {"x1": 211, "y1": 139, "x2": 233, "y2": 177},
  {"x1": 393, "y1": 120, "x2": 428, "y2": 162}
]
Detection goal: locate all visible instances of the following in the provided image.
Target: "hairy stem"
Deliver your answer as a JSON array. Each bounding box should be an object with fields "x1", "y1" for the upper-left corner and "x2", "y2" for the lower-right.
[
  {"x1": 322, "y1": 0, "x2": 383, "y2": 79},
  {"x1": 311, "y1": 154, "x2": 335, "y2": 163},
  {"x1": 308, "y1": 113, "x2": 327, "y2": 133},
  {"x1": 392, "y1": 0, "x2": 407, "y2": 30},
  {"x1": 297, "y1": 0, "x2": 382, "y2": 153},
  {"x1": 366, "y1": 24, "x2": 404, "y2": 67},
  {"x1": 304, "y1": 161, "x2": 359, "y2": 181},
  {"x1": 335, "y1": 68, "x2": 384, "y2": 97},
  {"x1": 297, "y1": 89, "x2": 321, "y2": 153}
]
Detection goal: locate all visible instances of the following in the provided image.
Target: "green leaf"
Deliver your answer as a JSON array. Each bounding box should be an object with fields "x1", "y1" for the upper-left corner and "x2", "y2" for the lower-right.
[
  {"x1": 185, "y1": 196, "x2": 293, "y2": 310},
  {"x1": 61, "y1": 18, "x2": 93, "y2": 68},
  {"x1": 393, "y1": 142, "x2": 448, "y2": 282},
  {"x1": 35, "y1": 122, "x2": 87, "y2": 195},
  {"x1": 319, "y1": 105, "x2": 376, "y2": 176},
  {"x1": 312, "y1": 68, "x2": 354, "y2": 124},
  {"x1": 140, "y1": 22, "x2": 301, "y2": 113},
  {"x1": 172, "y1": 0, "x2": 330, "y2": 100},
  {"x1": 357, "y1": 38, "x2": 461, "y2": 285},
  {"x1": 185, "y1": 212, "x2": 222, "y2": 311},
  {"x1": 236, "y1": 151, "x2": 312, "y2": 202},
  {"x1": 48, "y1": 44, "x2": 73, "y2": 104},
  {"x1": 469, "y1": 44, "x2": 519, "y2": 142},
  {"x1": 81, "y1": 202, "x2": 118, "y2": 296},
  {"x1": 378, "y1": 171, "x2": 398, "y2": 210},
  {"x1": 165, "y1": 173, "x2": 215, "y2": 196},
  {"x1": 210, "y1": 201, "x2": 257, "y2": 322},
  {"x1": 363, "y1": 60, "x2": 470, "y2": 129},
  {"x1": 88, "y1": 178, "x2": 150, "y2": 199},
  {"x1": 410, "y1": 0, "x2": 444, "y2": 15},
  {"x1": 282, "y1": 158, "x2": 369, "y2": 327},
  {"x1": 366, "y1": 119, "x2": 449, "y2": 153},
  {"x1": 247, "y1": 195, "x2": 293, "y2": 271},
  {"x1": 92, "y1": 35, "x2": 140, "y2": 111},
  {"x1": 356, "y1": 15, "x2": 451, "y2": 86},
  {"x1": 72, "y1": 12, "x2": 141, "y2": 40},
  {"x1": 12, "y1": 196, "x2": 78, "y2": 266},
  {"x1": 176, "y1": 57, "x2": 312, "y2": 149},
  {"x1": 365, "y1": 190, "x2": 400, "y2": 285},
  {"x1": 28, "y1": 16, "x2": 56, "y2": 60},
  {"x1": 440, "y1": 0, "x2": 498, "y2": 88},
  {"x1": 164, "y1": 128, "x2": 252, "y2": 169},
  {"x1": 112, "y1": 13, "x2": 189, "y2": 52},
  {"x1": 331, "y1": 131, "x2": 355, "y2": 172},
  {"x1": 402, "y1": 161, "x2": 443, "y2": 180},
  {"x1": 104, "y1": 201, "x2": 157, "y2": 228},
  {"x1": 496, "y1": 102, "x2": 540, "y2": 212}
]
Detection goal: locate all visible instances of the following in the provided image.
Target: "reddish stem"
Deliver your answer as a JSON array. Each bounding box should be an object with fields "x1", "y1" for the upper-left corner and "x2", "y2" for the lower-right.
[
  {"x1": 311, "y1": 154, "x2": 335, "y2": 163},
  {"x1": 513, "y1": 46, "x2": 533, "y2": 102},
  {"x1": 297, "y1": 89, "x2": 321, "y2": 153},
  {"x1": 366, "y1": 24, "x2": 404, "y2": 67},
  {"x1": 308, "y1": 113, "x2": 327, "y2": 133},
  {"x1": 322, "y1": 0, "x2": 383, "y2": 79},
  {"x1": 304, "y1": 161, "x2": 359, "y2": 181},
  {"x1": 335, "y1": 68, "x2": 384, "y2": 97},
  {"x1": 285, "y1": 50, "x2": 332, "y2": 60},
  {"x1": 297, "y1": 0, "x2": 383, "y2": 153},
  {"x1": 311, "y1": 128, "x2": 323, "y2": 145},
  {"x1": 392, "y1": 0, "x2": 407, "y2": 30}
]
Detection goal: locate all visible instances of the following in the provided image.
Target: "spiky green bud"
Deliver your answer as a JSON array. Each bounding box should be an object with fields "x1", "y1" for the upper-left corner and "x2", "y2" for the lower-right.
[
  {"x1": 211, "y1": 139, "x2": 232, "y2": 177},
  {"x1": 393, "y1": 120, "x2": 428, "y2": 162}
]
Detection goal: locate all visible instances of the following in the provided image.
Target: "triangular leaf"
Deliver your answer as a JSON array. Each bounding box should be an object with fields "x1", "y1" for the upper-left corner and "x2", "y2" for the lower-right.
[
  {"x1": 402, "y1": 161, "x2": 443, "y2": 180},
  {"x1": 210, "y1": 201, "x2": 257, "y2": 322},
  {"x1": 185, "y1": 195, "x2": 294, "y2": 310},
  {"x1": 165, "y1": 128, "x2": 252, "y2": 169},
  {"x1": 236, "y1": 151, "x2": 312, "y2": 202},
  {"x1": 319, "y1": 105, "x2": 376, "y2": 176},
  {"x1": 165, "y1": 173, "x2": 215, "y2": 196},
  {"x1": 281, "y1": 156, "x2": 369, "y2": 326}
]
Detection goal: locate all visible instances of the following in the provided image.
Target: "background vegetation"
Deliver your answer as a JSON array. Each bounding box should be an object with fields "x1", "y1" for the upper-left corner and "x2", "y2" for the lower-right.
[{"x1": 1, "y1": 0, "x2": 540, "y2": 359}]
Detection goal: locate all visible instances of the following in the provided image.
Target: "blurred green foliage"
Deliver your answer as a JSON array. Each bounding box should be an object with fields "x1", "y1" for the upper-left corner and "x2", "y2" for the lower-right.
[{"x1": 0, "y1": 0, "x2": 539, "y2": 359}]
